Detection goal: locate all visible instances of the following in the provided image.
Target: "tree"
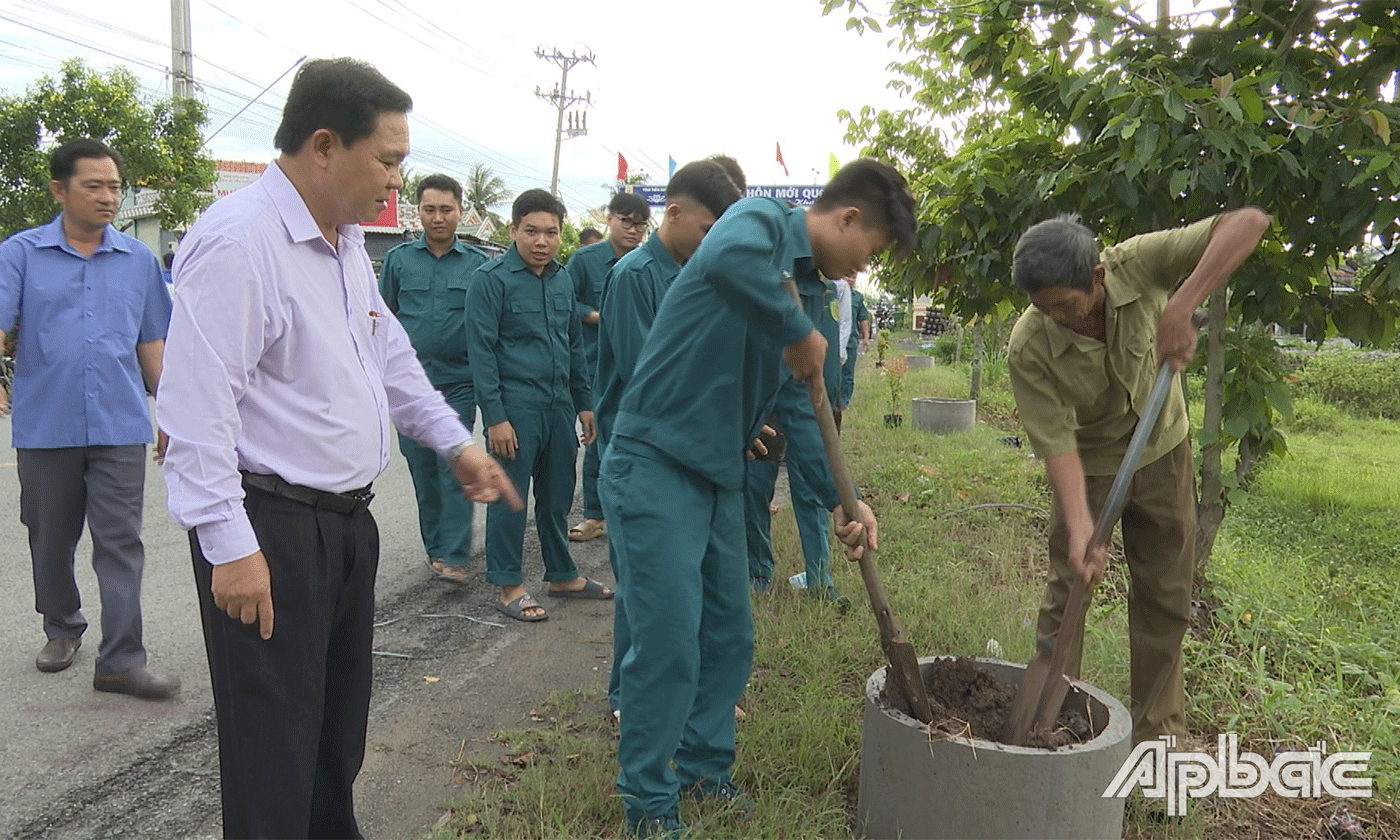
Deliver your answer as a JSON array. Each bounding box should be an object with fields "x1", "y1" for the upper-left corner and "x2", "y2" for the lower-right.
[
  {"x1": 829, "y1": 0, "x2": 1400, "y2": 587},
  {"x1": 0, "y1": 59, "x2": 215, "y2": 235},
  {"x1": 465, "y1": 163, "x2": 510, "y2": 229}
]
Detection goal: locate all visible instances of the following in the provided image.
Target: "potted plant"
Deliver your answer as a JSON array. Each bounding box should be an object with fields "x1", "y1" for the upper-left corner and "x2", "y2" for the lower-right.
[
  {"x1": 874, "y1": 329, "x2": 890, "y2": 368},
  {"x1": 882, "y1": 355, "x2": 907, "y2": 428}
]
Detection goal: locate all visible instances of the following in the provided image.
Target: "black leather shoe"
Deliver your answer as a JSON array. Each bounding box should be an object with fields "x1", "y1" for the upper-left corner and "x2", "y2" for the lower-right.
[
  {"x1": 36, "y1": 637, "x2": 81, "y2": 673},
  {"x1": 93, "y1": 667, "x2": 180, "y2": 701}
]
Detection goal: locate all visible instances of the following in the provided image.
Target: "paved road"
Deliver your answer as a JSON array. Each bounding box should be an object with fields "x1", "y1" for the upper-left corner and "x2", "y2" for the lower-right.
[{"x1": 0, "y1": 410, "x2": 616, "y2": 839}]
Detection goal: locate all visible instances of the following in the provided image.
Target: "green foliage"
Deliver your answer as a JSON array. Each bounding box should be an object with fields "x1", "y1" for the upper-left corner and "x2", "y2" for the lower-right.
[
  {"x1": 1286, "y1": 396, "x2": 1343, "y2": 434},
  {"x1": 881, "y1": 355, "x2": 907, "y2": 414},
  {"x1": 0, "y1": 59, "x2": 215, "y2": 234},
  {"x1": 929, "y1": 332, "x2": 959, "y2": 363},
  {"x1": 1296, "y1": 351, "x2": 1400, "y2": 419}
]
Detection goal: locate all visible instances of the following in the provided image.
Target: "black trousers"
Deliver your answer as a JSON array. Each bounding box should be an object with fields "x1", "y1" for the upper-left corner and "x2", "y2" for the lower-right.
[{"x1": 191, "y1": 484, "x2": 378, "y2": 840}]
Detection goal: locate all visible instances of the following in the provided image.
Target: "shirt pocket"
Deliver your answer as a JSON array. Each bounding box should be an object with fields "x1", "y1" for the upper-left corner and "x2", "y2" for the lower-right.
[
  {"x1": 506, "y1": 295, "x2": 544, "y2": 338},
  {"x1": 548, "y1": 289, "x2": 573, "y2": 337},
  {"x1": 444, "y1": 273, "x2": 470, "y2": 313},
  {"x1": 105, "y1": 279, "x2": 146, "y2": 344}
]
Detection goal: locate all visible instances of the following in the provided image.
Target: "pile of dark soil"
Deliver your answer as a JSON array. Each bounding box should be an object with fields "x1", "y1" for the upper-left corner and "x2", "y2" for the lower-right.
[{"x1": 888, "y1": 656, "x2": 1093, "y2": 749}]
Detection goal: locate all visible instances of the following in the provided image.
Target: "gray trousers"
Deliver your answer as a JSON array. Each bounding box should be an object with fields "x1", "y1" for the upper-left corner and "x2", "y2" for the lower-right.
[{"x1": 18, "y1": 445, "x2": 148, "y2": 675}]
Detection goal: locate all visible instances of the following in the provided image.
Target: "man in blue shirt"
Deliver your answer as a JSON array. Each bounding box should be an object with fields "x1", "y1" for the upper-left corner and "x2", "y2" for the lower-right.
[
  {"x1": 380, "y1": 174, "x2": 489, "y2": 583},
  {"x1": 566, "y1": 192, "x2": 650, "y2": 543},
  {"x1": 600, "y1": 160, "x2": 916, "y2": 837},
  {"x1": 0, "y1": 138, "x2": 178, "y2": 700}
]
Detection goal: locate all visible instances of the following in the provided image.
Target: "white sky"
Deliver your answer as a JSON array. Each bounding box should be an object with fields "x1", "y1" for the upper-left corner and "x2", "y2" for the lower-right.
[{"x1": 0, "y1": 0, "x2": 909, "y2": 217}]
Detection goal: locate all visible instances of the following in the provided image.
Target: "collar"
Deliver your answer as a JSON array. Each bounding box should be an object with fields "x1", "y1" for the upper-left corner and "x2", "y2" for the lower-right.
[
  {"x1": 35, "y1": 213, "x2": 129, "y2": 256},
  {"x1": 1042, "y1": 279, "x2": 1136, "y2": 358},
  {"x1": 503, "y1": 243, "x2": 559, "y2": 278},
  {"x1": 641, "y1": 231, "x2": 679, "y2": 274},
  {"x1": 410, "y1": 233, "x2": 472, "y2": 256},
  {"x1": 786, "y1": 206, "x2": 816, "y2": 278},
  {"x1": 263, "y1": 161, "x2": 365, "y2": 248}
]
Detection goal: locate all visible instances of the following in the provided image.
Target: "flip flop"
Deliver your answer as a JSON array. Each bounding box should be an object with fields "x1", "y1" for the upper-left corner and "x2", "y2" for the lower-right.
[
  {"x1": 549, "y1": 578, "x2": 614, "y2": 600},
  {"x1": 425, "y1": 556, "x2": 470, "y2": 585},
  {"x1": 568, "y1": 520, "x2": 607, "y2": 541},
  {"x1": 495, "y1": 593, "x2": 548, "y2": 622}
]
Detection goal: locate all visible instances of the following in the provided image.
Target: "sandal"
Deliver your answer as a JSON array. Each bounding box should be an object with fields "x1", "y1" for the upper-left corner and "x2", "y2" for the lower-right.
[
  {"x1": 425, "y1": 557, "x2": 470, "y2": 585},
  {"x1": 495, "y1": 593, "x2": 548, "y2": 622},
  {"x1": 548, "y1": 578, "x2": 614, "y2": 600},
  {"x1": 568, "y1": 519, "x2": 607, "y2": 542}
]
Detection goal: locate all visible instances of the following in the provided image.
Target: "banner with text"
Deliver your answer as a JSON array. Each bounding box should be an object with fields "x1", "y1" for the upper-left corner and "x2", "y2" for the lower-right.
[{"x1": 633, "y1": 184, "x2": 823, "y2": 207}]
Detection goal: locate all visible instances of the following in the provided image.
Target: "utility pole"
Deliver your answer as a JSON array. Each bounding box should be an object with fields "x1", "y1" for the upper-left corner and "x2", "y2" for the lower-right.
[
  {"x1": 170, "y1": 0, "x2": 195, "y2": 99},
  {"x1": 534, "y1": 47, "x2": 594, "y2": 197}
]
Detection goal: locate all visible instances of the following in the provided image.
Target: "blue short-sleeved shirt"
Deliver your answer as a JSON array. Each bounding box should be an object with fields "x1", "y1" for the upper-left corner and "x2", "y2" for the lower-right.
[{"x1": 0, "y1": 214, "x2": 171, "y2": 448}]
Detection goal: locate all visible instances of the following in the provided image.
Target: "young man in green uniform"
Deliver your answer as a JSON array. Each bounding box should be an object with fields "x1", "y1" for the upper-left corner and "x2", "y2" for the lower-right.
[
  {"x1": 380, "y1": 174, "x2": 488, "y2": 583},
  {"x1": 467, "y1": 189, "x2": 611, "y2": 622},
  {"x1": 567, "y1": 192, "x2": 651, "y2": 543},
  {"x1": 594, "y1": 159, "x2": 743, "y2": 718},
  {"x1": 1007, "y1": 207, "x2": 1269, "y2": 744},
  {"x1": 744, "y1": 271, "x2": 847, "y2": 602},
  {"x1": 841, "y1": 286, "x2": 870, "y2": 411},
  {"x1": 599, "y1": 160, "x2": 916, "y2": 836}
]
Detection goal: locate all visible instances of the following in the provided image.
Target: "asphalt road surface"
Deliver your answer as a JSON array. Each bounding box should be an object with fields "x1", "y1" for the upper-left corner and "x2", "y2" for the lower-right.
[{"x1": 0, "y1": 410, "x2": 618, "y2": 839}]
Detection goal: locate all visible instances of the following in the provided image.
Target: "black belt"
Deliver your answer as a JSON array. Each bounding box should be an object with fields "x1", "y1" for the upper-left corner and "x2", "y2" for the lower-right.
[{"x1": 241, "y1": 472, "x2": 374, "y2": 516}]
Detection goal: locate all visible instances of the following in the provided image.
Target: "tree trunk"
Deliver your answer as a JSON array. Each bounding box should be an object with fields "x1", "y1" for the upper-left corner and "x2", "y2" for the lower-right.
[
  {"x1": 970, "y1": 317, "x2": 985, "y2": 401},
  {"x1": 1193, "y1": 288, "x2": 1228, "y2": 595}
]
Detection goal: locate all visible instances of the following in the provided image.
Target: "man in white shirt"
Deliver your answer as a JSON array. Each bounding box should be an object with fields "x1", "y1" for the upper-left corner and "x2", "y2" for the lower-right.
[{"x1": 158, "y1": 58, "x2": 519, "y2": 839}]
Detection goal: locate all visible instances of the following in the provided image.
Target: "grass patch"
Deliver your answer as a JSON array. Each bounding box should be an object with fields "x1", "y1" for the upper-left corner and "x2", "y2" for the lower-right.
[{"x1": 428, "y1": 353, "x2": 1399, "y2": 839}]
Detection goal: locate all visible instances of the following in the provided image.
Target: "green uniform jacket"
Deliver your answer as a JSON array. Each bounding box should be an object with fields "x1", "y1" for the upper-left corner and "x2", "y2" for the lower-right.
[
  {"x1": 566, "y1": 239, "x2": 620, "y2": 373},
  {"x1": 850, "y1": 289, "x2": 869, "y2": 351},
  {"x1": 611, "y1": 197, "x2": 816, "y2": 491},
  {"x1": 1007, "y1": 215, "x2": 1218, "y2": 475},
  {"x1": 594, "y1": 232, "x2": 680, "y2": 451},
  {"x1": 378, "y1": 235, "x2": 488, "y2": 386},
  {"x1": 770, "y1": 272, "x2": 842, "y2": 510},
  {"x1": 466, "y1": 243, "x2": 590, "y2": 427}
]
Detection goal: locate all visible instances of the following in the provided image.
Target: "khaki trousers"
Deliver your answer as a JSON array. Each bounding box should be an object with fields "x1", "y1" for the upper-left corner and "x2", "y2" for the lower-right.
[{"x1": 1038, "y1": 439, "x2": 1195, "y2": 744}]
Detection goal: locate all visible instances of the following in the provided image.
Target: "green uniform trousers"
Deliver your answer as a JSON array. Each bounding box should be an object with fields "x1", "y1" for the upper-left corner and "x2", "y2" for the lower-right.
[
  {"x1": 840, "y1": 342, "x2": 858, "y2": 407},
  {"x1": 599, "y1": 440, "x2": 752, "y2": 825},
  {"x1": 398, "y1": 381, "x2": 475, "y2": 567},
  {"x1": 581, "y1": 440, "x2": 603, "y2": 521},
  {"x1": 1038, "y1": 439, "x2": 1195, "y2": 744},
  {"x1": 484, "y1": 406, "x2": 580, "y2": 586},
  {"x1": 743, "y1": 458, "x2": 780, "y2": 586},
  {"x1": 746, "y1": 381, "x2": 836, "y2": 591}
]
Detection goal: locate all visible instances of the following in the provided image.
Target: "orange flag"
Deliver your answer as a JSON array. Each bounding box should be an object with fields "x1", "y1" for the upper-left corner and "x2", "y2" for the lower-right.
[{"x1": 775, "y1": 141, "x2": 789, "y2": 177}]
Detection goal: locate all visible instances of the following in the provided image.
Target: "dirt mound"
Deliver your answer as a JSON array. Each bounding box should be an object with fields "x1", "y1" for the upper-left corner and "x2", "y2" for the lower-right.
[{"x1": 889, "y1": 657, "x2": 1093, "y2": 749}]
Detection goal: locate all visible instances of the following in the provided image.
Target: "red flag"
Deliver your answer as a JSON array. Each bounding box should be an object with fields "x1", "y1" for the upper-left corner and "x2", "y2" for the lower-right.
[
  {"x1": 775, "y1": 141, "x2": 789, "y2": 177},
  {"x1": 617, "y1": 152, "x2": 628, "y2": 181}
]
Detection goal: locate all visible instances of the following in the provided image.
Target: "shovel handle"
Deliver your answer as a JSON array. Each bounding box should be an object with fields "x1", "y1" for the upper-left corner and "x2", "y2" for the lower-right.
[{"x1": 1088, "y1": 363, "x2": 1176, "y2": 551}]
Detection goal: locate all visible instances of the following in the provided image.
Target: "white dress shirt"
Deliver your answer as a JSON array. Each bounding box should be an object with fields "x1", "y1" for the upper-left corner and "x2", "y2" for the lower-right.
[
  {"x1": 158, "y1": 162, "x2": 472, "y2": 565},
  {"x1": 835, "y1": 278, "x2": 852, "y2": 365}
]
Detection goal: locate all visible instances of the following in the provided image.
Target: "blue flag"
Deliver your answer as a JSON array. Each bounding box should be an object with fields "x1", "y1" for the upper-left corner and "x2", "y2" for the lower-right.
[{"x1": 668, "y1": 155, "x2": 676, "y2": 180}]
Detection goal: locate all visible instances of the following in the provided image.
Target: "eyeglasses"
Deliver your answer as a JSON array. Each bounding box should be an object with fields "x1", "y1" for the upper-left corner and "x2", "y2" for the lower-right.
[{"x1": 614, "y1": 216, "x2": 648, "y2": 233}]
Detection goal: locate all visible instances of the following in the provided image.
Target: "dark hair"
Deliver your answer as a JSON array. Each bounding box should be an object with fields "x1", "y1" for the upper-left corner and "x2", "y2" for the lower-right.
[
  {"x1": 50, "y1": 137, "x2": 123, "y2": 184},
  {"x1": 274, "y1": 58, "x2": 412, "y2": 154},
  {"x1": 163, "y1": 251, "x2": 176, "y2": 269},
  {"x1": 512, "y1": 188, "x2": 567, "y2": 226},
  {"x1": 608, "y1": 192, "x2": 651, "y2": 220},
  {"x1": 706, "y1": 154, "x2": 747, "y2": 192},
  {"x1": 666, "y1": 160, "x2": 742, "y2": 219},
  {"x1": 416, "y1": 173, "x2": 463, "y2": 205},
  {"x1": 1012, "y1": 214, "x2": 1100, "y2": 293},
  {"x1": 578, "y1": 227, "x2": 603, "y2": 244},
  {"x1": 812, "y1": 159, "x2": 917, "y2": 257}
]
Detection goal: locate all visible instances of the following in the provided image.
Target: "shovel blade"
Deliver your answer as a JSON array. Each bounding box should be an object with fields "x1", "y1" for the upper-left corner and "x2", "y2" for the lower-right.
[
  {"x1": 1000, "y1": 652, "x2": 1051, "y2": 745},
  {"x1": 883, "y1": 637, "x2": 934, "y2": 724}
]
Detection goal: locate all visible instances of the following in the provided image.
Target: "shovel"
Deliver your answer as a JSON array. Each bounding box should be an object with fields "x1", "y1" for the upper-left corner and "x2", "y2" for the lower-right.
[
  {"x1": 782, "y1": 280, "x2": 934, "y2": 723},
  {"x1": 1000, "y1": 363, "x2": 1176, "y2": 745}
]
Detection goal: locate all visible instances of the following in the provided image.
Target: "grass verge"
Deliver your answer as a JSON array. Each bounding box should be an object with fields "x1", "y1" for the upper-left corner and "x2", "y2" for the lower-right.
[{"x1": 425, "y1": 352, "x2": 1399, "y2": 839}]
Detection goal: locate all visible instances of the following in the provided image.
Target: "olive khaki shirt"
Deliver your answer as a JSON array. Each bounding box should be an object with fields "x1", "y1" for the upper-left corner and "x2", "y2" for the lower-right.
[{"x1": 1007, "y1": 215, "x2": 1219, "y2": 476}]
